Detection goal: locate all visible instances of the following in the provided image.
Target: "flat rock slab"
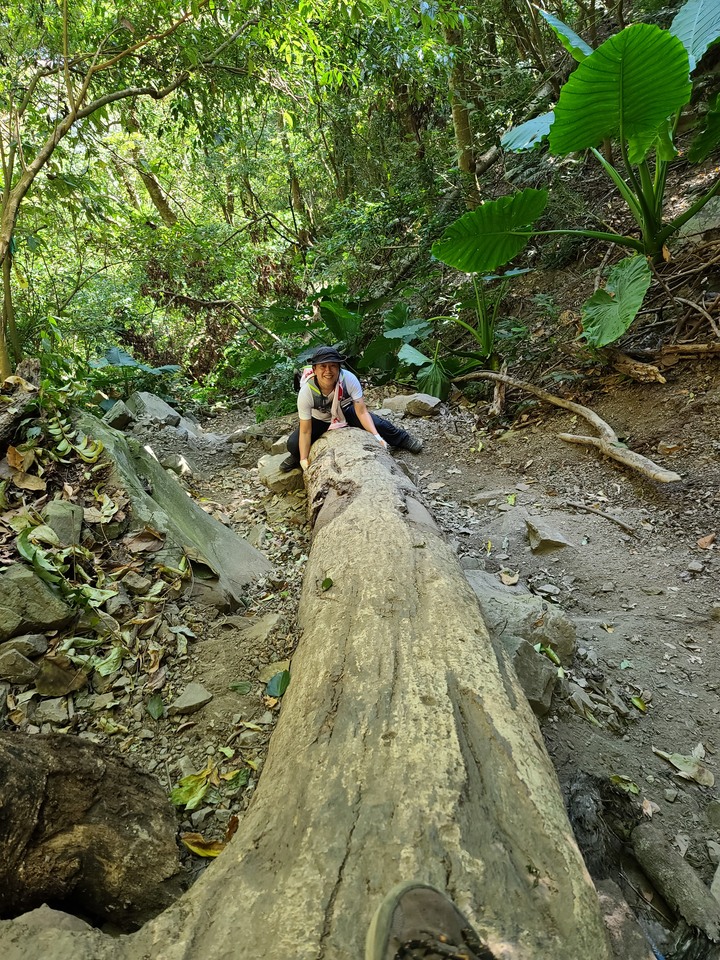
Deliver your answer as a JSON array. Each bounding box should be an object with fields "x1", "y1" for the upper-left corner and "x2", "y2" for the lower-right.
[
  {"x1": 81, "y1": 414, "x2": 272, "y2": 608},
  {"x1": 383, "y1": 393, "x2": 442, "y2": 416},
  {"x1": 258, "y1": 454, "x2": 305, "y2": 493},
  {"x1": 168, "y1": 682, "x2": 213, "y2": 716},
  {"x1": 125, "y1": 392, "x2": 181, "y2": 426}
]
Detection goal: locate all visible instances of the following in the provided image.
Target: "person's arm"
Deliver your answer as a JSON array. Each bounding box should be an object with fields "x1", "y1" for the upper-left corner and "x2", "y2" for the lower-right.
[
  {"x1": 353, "y1": 399, "x2": 387, "y2": 447},
  {"x1": 299, "y1": 418, "x2": 312, "y2": 469}
]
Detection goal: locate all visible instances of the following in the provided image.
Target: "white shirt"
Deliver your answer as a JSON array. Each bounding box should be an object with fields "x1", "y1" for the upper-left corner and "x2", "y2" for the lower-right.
[{"x1": 297, "y1": 369, "x2": 363, "y2": 421}]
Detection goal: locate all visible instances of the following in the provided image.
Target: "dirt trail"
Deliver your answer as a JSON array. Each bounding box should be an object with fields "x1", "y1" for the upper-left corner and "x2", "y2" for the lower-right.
[{"x1": 126, "y1": 360, "x2": 719, "y2": 951}]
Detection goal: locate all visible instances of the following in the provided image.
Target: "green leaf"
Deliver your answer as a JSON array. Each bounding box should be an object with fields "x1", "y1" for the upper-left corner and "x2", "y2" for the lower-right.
[
  {"x1": 266, "y1": 670, "x2": 290, "y2": 697},
  {"x1": 549, "y1": 25, "x2": 692, "y2": 160},
  {"x1": 147, "y1": 693, "x2": 165, "y2": 720},
  {"x1": 538, "y1": 10, "x2": 593, "y2": 60},
  {"x1": 417, "y1": 359, "x2": 450, "y2": 400},
  {"x1": 383, "y1": 322, "x2": 433, "y2": 341},
  {"x1": 356, "y1": 335, "x2": 398, "y2": 372},
  {"x1": 502, "y1": 112, "x2": 555, "y2": 152},
  {"x1": 398, "y1": 343, "x2": 432, "y2": 368},
  {"x1": 321, "y1": 577, "x2": 333, "y2": 590},
  {"x1": 687, "y1": 92, "x2": 720, "y2": 162},
  {"x1": 610, "y1": 774, "x2": 640, "y2": 795},
  {"x1": 92, "y1": 645, "x2": 125, "y2": 677},
  {"x1": 670, "y1": 0, "x2": 720, "y2": 71},
  {"x1": 581, "y1": 256, "x2": 653, "y2": 347},
  {"x1": 432, "y1": 189, "x2": 548, "y2": 274},
  {"x1": 170, "y1": 773, "x2": 210, "y2": 810},
  {"x1": 229, "y1": 680, "x2": 253, "y2": 694}
]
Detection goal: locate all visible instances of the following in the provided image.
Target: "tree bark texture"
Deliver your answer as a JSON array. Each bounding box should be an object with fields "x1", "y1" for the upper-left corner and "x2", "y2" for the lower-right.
[
  {"x1": 0, "y1": 429, "x2": 611, "y2": 960},
  {"x1": 0, "y1": 734, "x2": 182, "y2": 928}
]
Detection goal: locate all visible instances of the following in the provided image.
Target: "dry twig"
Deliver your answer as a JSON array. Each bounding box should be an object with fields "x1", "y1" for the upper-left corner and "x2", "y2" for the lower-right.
[{"x1": 456, "y1": 370, "x2": 681, "y2": 483}]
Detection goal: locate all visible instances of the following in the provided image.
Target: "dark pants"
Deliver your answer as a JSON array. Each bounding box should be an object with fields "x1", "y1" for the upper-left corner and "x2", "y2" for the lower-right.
[{"x1": 286, "y1": 409, "x2": 411, "y2": 461}]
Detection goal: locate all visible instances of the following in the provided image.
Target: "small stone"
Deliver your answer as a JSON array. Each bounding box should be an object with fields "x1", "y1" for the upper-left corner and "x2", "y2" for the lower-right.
[
  {"x1": 687, "y1": 560, "x2": 704, "y2": 573},
  {"x1": 0, "y1": 649, "x2": 40, "y2": 684},
  {"x1": 707, "y1": 840, "x2": 720, "y2": 865},
  {"x1": 34, "y1": 698, "x2": 69, "y2": 725},
  {"x1": 0, "y1": 634, "x2": 48, "y2": 659},
  {"x1": 525, "y1": 518, "x2": 575, "y2": 552},
  {"x1": 600, "y1": 582, "x2": 616, "y2": 593},
  {"x1": 706, "y1": 799, "x2": 720, "y2": 829},
  {"x1": 711, "y1": 604, "x2": 720, "y2": 622},
  {"x1": 122, "y1": 571, "x2": 154, "y2": 595},
  {"x1": 168, "y1": 682, "x2": 213, "y2": 716}
]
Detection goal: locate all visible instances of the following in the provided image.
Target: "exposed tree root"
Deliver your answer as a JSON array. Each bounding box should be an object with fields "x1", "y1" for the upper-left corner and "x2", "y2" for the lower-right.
[{"x1": 455, "y1": 370, "x2": 682, "y2": 483}]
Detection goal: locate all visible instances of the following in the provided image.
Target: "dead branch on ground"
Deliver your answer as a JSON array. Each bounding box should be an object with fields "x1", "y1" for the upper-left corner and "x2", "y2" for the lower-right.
[{"x1": 455, "y1": 370, "x2": 681, "y2": 483}]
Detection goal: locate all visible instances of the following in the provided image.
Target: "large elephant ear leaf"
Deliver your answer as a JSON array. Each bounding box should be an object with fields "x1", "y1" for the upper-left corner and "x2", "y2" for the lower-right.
[
  {"x1": 549, "y1": 24, "x2": 692, "y2": 158},
  {"x1": 501, "y1": 112, "x2": 554, "y2": 153},
  {"x1": 431, "y1": 189, "x2": 548, "y2": 274},
  {"x1": 581, "y1": 256, "x2": 652, "y2": 348},
  {"x1": 687, "y1": 92, "x2": 720, "y2": 162},
  {"x1": 538, "y1": 9, "x2": 593, "y2": 61},
  {"x1": 670, "y1": 0, "x2": 720, "y2": 71}
]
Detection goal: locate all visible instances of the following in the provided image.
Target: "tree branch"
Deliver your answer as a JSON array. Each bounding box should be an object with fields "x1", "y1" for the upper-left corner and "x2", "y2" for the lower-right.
[{"x1": 455, "y1": 370, "x2": 681, "y2": 483}]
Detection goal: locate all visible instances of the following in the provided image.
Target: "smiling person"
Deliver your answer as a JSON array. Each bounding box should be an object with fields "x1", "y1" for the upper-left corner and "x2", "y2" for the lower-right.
[{"x1": 280, "y1": 345, "x2": 423, "y2": 473}]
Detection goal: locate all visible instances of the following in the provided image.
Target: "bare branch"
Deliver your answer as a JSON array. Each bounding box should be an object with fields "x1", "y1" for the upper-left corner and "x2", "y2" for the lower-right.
[{"x1": 456, "y1": 370, "x2": 682, "y2": 483}]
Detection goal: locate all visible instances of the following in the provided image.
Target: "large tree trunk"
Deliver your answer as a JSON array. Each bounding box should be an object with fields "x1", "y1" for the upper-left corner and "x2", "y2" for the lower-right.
[{"x1": 0, "y1": 429, "x2": 611, "y2": 960}]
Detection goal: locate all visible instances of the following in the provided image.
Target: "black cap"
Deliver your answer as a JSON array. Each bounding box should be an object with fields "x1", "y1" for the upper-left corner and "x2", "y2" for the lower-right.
[{"x1": 309, "y1": 345, "x2": 347, "y2": 365}]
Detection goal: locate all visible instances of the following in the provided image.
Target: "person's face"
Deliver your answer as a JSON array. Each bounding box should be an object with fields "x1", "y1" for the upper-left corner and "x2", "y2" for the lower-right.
[{"x1": 314, "y1": 362, "x2": 340, "y2": 391}]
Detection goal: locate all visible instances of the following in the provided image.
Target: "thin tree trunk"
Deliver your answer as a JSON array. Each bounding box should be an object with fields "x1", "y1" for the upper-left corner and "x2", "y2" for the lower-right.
[
  {"x1": 2, "y1": 254, "x2": 21, "y2": 370},
  {"x1": 444, "y1": 25, "x2": 475, "y2": 179}
]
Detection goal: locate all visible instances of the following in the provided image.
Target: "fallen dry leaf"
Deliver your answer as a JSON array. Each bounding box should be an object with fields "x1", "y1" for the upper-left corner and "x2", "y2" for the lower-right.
[
  {"x1": 697, "y1": 533, "x2": 716, "y2": 550},
  {"x1": 652, "y1": 747, "x2": 715, "y2": 787},
  {"x1": 641, "y1": 798, "x2": 660, "y2": 819},
  {"x1": 12, "y1": 471, "x2": 46, "y2": 492},
  {"x1": 500, "y1": 569, "x2": 520, "y2": 586},
  {"x1": 181, "y1": 832, "x2": 226, "y2": 858}
]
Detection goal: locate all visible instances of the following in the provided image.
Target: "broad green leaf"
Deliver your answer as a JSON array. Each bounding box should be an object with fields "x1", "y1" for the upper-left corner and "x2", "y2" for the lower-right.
[
  {"x1": 538, "y1": 10, "x2": 593, "y2": 61},
  {"x1": 687, "y1": 93, "x2": 720, "y2": 162},
  {"x1": 398, "y1": 343, "x2": 432, "y2": 367},
  {"x1": 417, "y1": 360, "x2": 450, "y2": 400},
  {"x1": 382, "y1": 303, "x2": 413, "y2": 330},
  {"x1": 549, "y1": 25, "x2": 692, "y2": 159},
  {"x1": 432, "y1": 189, "x2": 548, "y2": 274},
  {"x1": 266, "y1": 670, "x2": 290, "y2": 697},
  {"x1": 356, "y1": 335, "x2": 398, "y2": 372},
  {"x1": 670, "y1": 0, "x2": 720, "y2": 71},
  {"x1": 321, "y1": 577, "x2": 333, "y2": 590},
  {"x1": 146, "y1": 693, "x2": 165, "y2": 720},
  {"x1": 229, "y1": 680, "x2": 253, "y2": 694},
  {"x1": 383, "y1": 322, "x2": 433, "y2": 341},
  {"x1": 502, "y1": 112, "x2": 555, "y2": 152},
  {"x1": 581, "y1": 256, "x2": 652, "y2": 347}
]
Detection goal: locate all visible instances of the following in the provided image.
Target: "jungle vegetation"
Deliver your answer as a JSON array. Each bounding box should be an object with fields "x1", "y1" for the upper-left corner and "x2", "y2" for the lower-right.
[{"x1": 1, "y1": 0, "x2": 719, "y2": 416}]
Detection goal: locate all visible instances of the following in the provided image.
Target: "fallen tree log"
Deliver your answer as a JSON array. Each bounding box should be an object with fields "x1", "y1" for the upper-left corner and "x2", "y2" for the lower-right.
[{"x1": 0, "y1": 428, "x2": 612, "y2": 960}]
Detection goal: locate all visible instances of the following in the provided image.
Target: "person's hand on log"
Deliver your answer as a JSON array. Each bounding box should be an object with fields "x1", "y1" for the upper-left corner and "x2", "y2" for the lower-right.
[
  {"x1": 372, "y1": 434, "x2": 388, "y2": 450},
  {"x1": 300, "y1": 459, "x2": 309, "y2": 472}
]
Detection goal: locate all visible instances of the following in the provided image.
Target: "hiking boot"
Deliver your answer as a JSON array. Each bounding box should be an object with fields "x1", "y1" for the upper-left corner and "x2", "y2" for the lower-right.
[
  {"x1": 279, "y1": 455, "x2": 301, "y2": 473},
  {"x1": 365, "y1": 881, "x2": 496, "y2": 960},
  {"x1": 402, "y1": 436, "x2": 423, "y2": 454}
]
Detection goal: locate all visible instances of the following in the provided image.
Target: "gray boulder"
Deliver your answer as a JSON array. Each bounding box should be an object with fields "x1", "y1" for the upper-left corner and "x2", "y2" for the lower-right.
[
  {"x1": 102, "y1": 400, "x2": 133, "y2": 430},
  {"x1": 466, "y1": 569, "x2": 576, "y2": 665},
  {"x1": 0, "y1": 565, "x2": 74, "y2": 642},
  {"x1": 125, "y1": 392, "x2": 181, "y2": 426},
  {"x1": 383, "y1": 393, "x2": 442, "y2": 417}
]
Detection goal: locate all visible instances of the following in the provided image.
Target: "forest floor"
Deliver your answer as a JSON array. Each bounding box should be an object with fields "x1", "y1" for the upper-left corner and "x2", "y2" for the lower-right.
[{"x1": 160, "y1": 348, "x2": 720, "y2": 953}]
